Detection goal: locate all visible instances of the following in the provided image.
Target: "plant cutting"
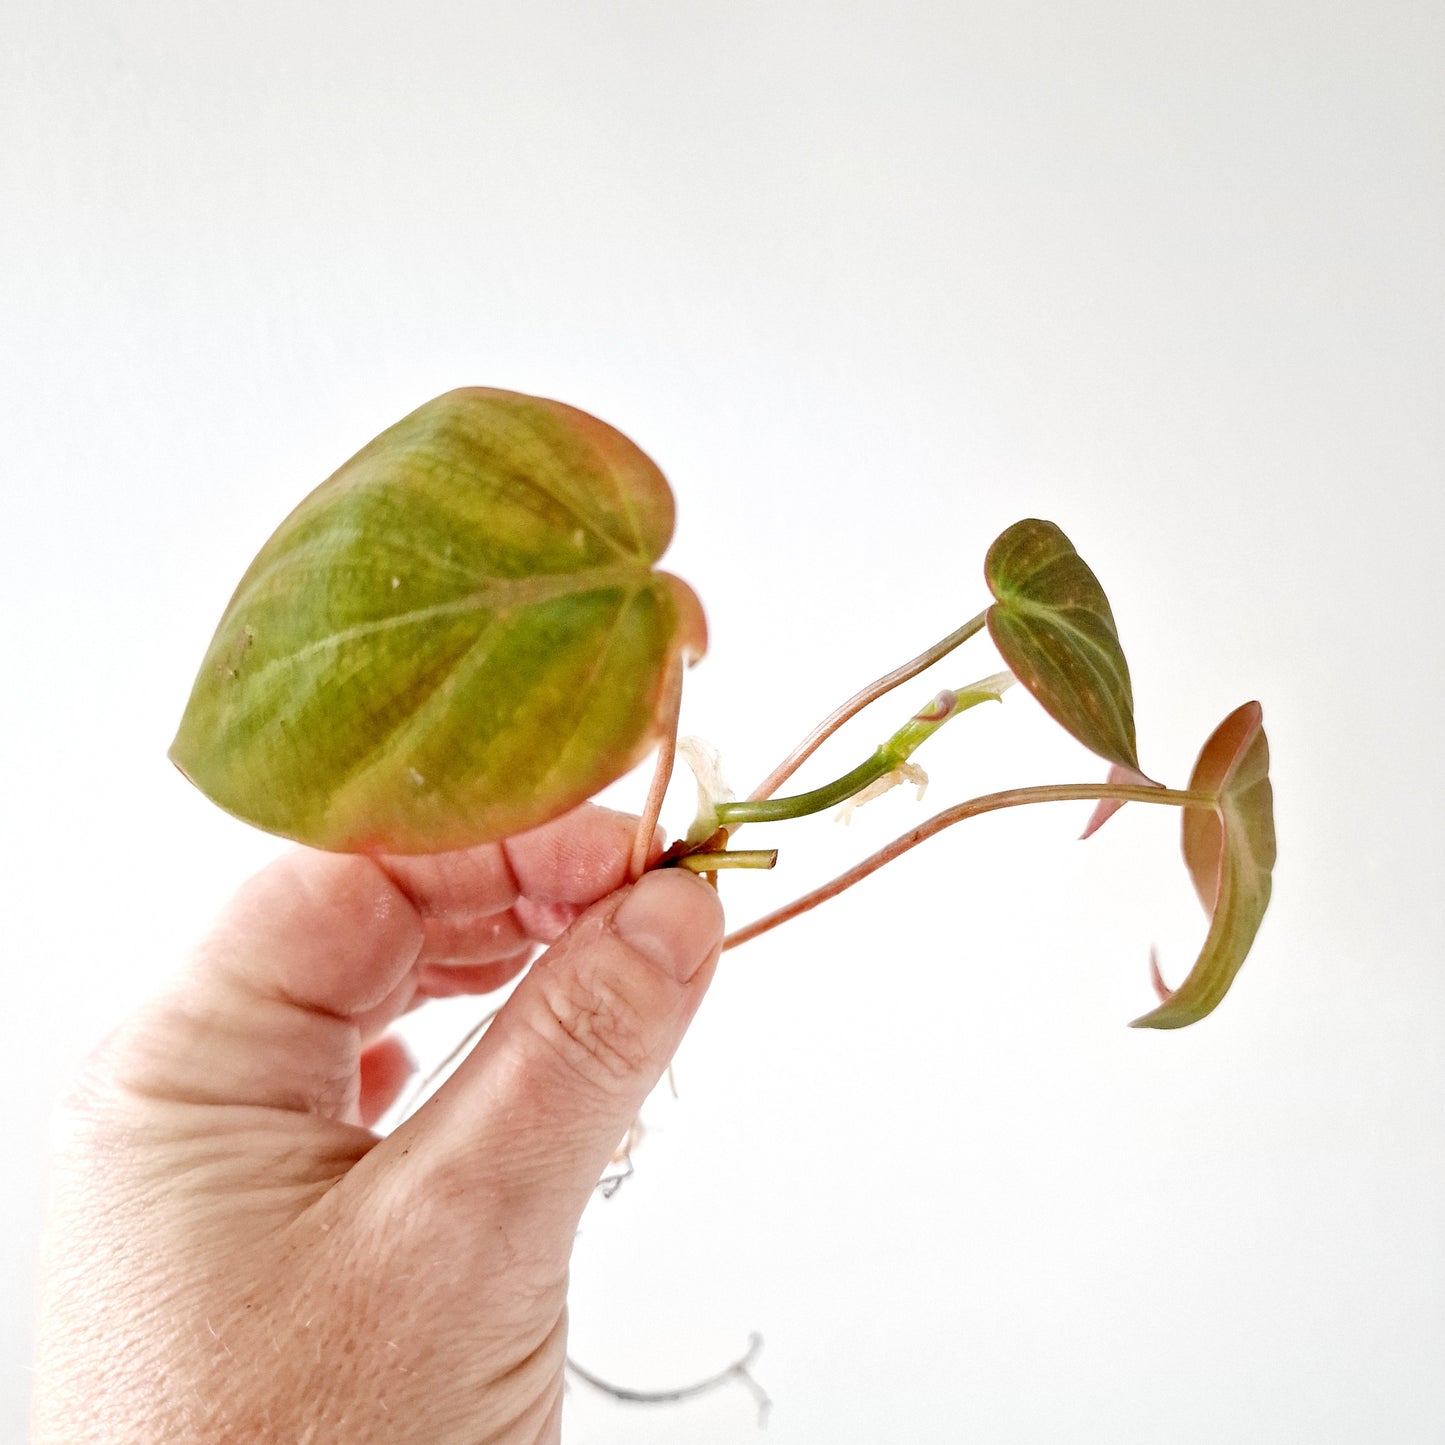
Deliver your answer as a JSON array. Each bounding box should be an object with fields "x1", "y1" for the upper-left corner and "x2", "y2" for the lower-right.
[{"x1": 172, "y1": 386, "x2": 1275, "y2": 1031}]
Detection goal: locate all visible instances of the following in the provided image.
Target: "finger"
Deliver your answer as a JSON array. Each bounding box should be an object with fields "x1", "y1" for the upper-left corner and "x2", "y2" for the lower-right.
[
  {"x1": 358, "y1": 1035, "x2": 416, "y2": 1127},
  {"x1": 370, "y1": 806, "x2": 661, "y2": 1006},
  {"x1": 514, "y1": 897, "x2": 581, "y2": 943},
  {"x1": 102, "y1": 806, "x2": 652, "y2": 1119},
  {"x1": 375, "y1": 805, "x2": 659, "y2": 974},
  {"x1": 415, "y1": 907, "x2": 530, "y2": 964},
  {"x1": 416, "y1": 950, "x2": 534, "y2": 999},
  {"x1": 363, "y1": 869, "x2": 723, "y2": 1267},
  {"x1": 378, "y1": 805, "x2": 654, "y2": 916},
  {"x1": 104, "y1": 849, "x2": 425, "y2": 1117}
]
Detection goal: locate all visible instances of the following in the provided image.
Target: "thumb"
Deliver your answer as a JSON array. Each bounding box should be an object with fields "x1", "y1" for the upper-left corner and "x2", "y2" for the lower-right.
[{"x1": 372, "y1": 868, "x2": 723, "y2": 1252}]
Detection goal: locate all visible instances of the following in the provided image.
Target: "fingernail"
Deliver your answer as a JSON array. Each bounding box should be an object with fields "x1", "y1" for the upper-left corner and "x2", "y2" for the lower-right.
[{"x1": 613, "y1": 870, "x2": 723, "y2": 983}]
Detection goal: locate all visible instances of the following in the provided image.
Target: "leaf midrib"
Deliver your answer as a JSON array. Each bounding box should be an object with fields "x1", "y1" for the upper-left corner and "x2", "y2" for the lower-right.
[
  {"x1": 234, "y1": 561, "x2": 651, "y2": 691},
  {"x1": 997, "y1": 595, "x2": 1134, "y2": 736}
]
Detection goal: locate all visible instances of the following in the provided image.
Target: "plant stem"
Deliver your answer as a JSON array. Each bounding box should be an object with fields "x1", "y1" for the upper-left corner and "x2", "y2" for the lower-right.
[
  {"x1": 718, "y1": 750, "x2": 894, "y2": 826},
  {"x1": 675, "y1": 848, "x2": 779, "y2": 872},
  {"x1": 747, "y1": 609, "x2": 988, "y2": 802},
  {"x1": 722, "y1": 781, "x2": 1215, "y2": 951},
  {"x1": 717, "y1": 677, "x2": 1002, "y2": 830},
  {"x1": 630, "y1": 655, "x2": 684, "y2": 880}
]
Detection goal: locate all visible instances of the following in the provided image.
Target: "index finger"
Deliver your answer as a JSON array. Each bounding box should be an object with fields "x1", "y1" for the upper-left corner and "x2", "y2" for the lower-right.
[{"x1": 376, "y1": 805, "x2": 656, "y2": 918}]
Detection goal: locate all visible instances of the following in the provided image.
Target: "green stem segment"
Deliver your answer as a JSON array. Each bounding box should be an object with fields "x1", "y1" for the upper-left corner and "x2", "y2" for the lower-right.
[
  {"x1": 747, "y1": 610, "x2": 989, "y2": 803},
  {"x1": 716, "y1": 750, "x2": 897, "y2": 827},
  {"x1": 675, "y1": 849, "x2": 779, "y2": 872},
  {"x1": 715, "y1": 680, "x2": 1001, "y2": 830}
]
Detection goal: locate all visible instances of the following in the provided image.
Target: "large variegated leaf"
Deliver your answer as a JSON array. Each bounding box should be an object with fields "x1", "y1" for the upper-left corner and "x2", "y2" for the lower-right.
[
  {"x1": 1130, "y1": 702, "x2": 1276, "y2": 1029},
  {"x1": 171, "y1": 388, "x2": 705, "y2": 853},
  {"x1": 984, "y1": 519, "x2": 1140, "y2": 772}
]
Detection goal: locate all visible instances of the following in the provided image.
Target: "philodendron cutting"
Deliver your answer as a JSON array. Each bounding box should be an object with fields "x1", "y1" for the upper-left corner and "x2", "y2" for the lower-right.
[{"x1": 172, "y1": 388, "x2": 1275, "y2": 1029}]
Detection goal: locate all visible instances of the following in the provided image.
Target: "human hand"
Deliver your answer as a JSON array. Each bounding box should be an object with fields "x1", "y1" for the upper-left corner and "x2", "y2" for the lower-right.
[{"x1": 32, "y1": 806, "x2": 724, "y2": 1444}]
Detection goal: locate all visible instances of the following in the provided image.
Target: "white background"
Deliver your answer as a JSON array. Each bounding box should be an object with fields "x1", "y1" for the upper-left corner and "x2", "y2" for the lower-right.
[{"x1": 3, "y1": 3, "x2": 1442, "y2": 1440}]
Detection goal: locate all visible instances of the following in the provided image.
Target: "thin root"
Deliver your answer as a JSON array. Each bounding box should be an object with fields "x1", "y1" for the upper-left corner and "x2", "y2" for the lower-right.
[{"x1": 567, "y1": 1332, "x2": 771, "y2": 1424}]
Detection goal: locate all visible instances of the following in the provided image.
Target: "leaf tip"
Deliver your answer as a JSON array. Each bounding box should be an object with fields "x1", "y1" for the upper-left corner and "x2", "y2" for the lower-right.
[{"x1": 1079, "y1": 765, "x2": 1164, "y2": 840}]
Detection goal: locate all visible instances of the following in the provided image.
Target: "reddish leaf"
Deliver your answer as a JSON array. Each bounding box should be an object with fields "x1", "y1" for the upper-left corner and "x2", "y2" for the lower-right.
[{"x1": 1130, "y1": 702, "x2": 1276, "y2": 1029}]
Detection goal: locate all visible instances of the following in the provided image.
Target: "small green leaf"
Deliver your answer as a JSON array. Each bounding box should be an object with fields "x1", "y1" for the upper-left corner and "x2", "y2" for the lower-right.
[
  {"x1": 1130, "y1": 701, "x2": 1276, "y2": 1029},
  {"x1": 984, "y1": 519, "x2": 1140, "y2": 772},
  {"x1": 170, "y1": 388, "x2": 706, "y2": 853}
]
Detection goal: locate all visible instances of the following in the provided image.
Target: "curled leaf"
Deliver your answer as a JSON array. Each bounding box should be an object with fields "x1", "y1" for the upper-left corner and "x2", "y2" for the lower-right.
[
  {"x1": 1130, "y1": 702, "x2": 1276, "y2": 1029},
  {"x1": 171, "y1": 388, "x2": 706, "y2": 853},
  {"x1": 1147, "y1": 947, "x2": 1173, "y2": 1004},
  {"x1": 956, "y1": 670, "x2": 1016, "y2": 707},
  {"x1": 678, "y1": 735, "x2": 736, "y2": 845},
  {"x1": 984, "y1": 519, "x2": 1139, "y2": 772}
]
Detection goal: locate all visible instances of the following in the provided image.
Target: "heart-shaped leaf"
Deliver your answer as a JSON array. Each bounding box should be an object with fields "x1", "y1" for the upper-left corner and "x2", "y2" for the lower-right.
[
  {"x1": 984, "y1": 519, "x2": 1140, "y2": 772},
  {"x1": 171, "y1": 388, "x2": 706, "y2": 853},
  {"x1": 1130, "y1": 701, "x2": 1276, "y2": 1029}
]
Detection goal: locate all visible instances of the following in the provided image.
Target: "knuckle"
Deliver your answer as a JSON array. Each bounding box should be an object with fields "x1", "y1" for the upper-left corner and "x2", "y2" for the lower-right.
[{"x1": 536, "y1": 960, "x2": 655, "y2": 1089}]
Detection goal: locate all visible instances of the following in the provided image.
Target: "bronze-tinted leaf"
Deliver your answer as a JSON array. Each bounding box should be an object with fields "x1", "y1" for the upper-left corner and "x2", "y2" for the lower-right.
[
  {"x1": 1130, "y1": 702, "x2": 1276, "y2": 1029},
  {"x1": 171, "y1": 388, "x2": 706, "y2": 853},
  {"x1": 984, "y1": 519, "x2": 1140, "y2": 772}
]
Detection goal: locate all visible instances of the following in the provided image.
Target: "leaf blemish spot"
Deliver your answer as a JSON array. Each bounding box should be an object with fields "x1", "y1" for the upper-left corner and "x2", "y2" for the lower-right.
[{"x1": 215, "y1": 624, "x2": 255, "y2": 680}]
